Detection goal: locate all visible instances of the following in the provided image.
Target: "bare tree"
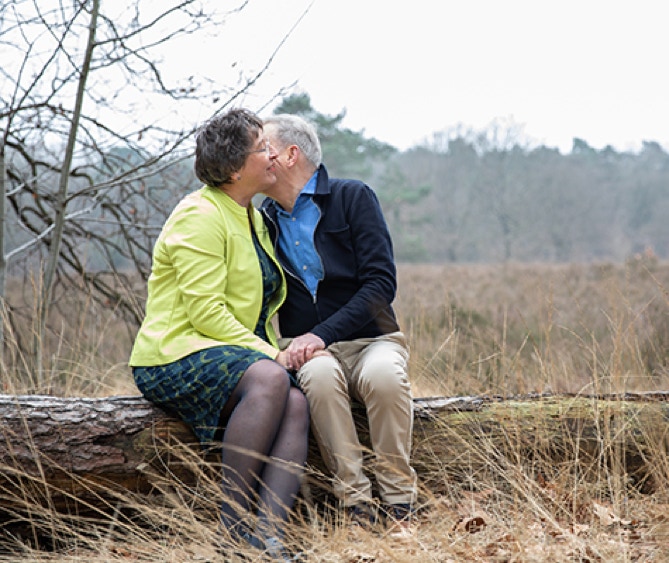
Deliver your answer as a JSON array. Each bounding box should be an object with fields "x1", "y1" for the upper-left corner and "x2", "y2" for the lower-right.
[
  {"x1": 0, "y1": 140, "x2": 6, "y2": 366},
  {"x1": 474, "y1": 119, "x2": 533, "y2": 262},
  {"x1": 29, "y1": 0, "x2": 101, "y2": 378},
  {"x1": 0, "y1": 0, "x2": 300, "y2": 384}
]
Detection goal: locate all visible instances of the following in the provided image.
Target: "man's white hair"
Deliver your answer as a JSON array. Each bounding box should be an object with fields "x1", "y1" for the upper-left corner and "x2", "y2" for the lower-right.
[{"x1": 264, "y1": 114, "x2": 322, "y2": 168}]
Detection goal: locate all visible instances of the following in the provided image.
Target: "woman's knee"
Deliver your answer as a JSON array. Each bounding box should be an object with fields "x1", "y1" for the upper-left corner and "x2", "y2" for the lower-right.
[
  {"x1": 242, "y1": 359, "x2": 291, "y2": 397},
  {"x1": 286, "y1": 387, "x2": 310, "y2": 429}
]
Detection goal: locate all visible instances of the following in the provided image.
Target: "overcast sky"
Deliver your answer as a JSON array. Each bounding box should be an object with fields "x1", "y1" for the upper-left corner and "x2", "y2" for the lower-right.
[{"x1": 184, "y1": 0, "x2": 669, "y2": 153}]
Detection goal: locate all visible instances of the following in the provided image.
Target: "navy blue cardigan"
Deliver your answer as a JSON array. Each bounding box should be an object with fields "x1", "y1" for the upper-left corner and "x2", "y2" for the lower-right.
[{"x1": 260, "y1": 165, "x2": 400, "y2": 346}]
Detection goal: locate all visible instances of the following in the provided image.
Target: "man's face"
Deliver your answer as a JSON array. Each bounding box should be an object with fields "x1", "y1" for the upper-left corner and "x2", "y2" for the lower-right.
[{"x1": 263, "y1": 124, "x2": 289, "y2": 195}]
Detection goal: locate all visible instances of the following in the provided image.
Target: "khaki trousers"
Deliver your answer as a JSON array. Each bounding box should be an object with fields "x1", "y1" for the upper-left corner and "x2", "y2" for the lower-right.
[{"x1": 296, "y1": 332, "x2": 417, "y2": 507}]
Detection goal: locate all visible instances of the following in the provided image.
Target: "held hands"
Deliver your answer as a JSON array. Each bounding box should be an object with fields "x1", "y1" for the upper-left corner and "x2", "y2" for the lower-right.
[{"x1": 276, "y1": 332, "x2": 327, "y2": 371}]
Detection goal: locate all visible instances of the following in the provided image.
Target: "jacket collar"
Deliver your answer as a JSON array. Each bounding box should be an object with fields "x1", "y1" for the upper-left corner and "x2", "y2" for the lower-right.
[{"x1": 313, "y1": 164, "x2": 330, "y2": 196}]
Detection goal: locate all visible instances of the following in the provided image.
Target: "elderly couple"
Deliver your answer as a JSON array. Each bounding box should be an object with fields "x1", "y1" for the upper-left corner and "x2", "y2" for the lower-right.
[{"x1": 129, "y1": 109, "x2": 417, "y2": 560}]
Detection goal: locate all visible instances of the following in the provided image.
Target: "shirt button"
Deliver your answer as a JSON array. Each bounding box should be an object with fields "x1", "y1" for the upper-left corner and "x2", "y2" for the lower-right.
[
  {"x1": 295, "y1": 241, "x2": 300, "y2": 246},
  {"x1": 302, "y1": 265, "x2": 308, "y2": 271}
]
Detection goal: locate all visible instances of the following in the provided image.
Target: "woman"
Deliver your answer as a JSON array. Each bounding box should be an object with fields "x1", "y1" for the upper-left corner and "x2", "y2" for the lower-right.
[{"x1": 130, "y1": 108, "x2": 308, "y2": 559}]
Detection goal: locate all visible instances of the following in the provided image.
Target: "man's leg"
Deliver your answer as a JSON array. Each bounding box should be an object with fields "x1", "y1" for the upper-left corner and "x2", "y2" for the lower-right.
[
  {"x1": 297, "y1": 354, "x2": 373, "y2": 506},
  {"x1": 344, "y1": 333, "x2": 417, "y2": 507}
]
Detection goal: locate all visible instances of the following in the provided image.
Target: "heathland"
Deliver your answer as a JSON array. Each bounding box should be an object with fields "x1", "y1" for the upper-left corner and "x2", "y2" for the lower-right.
[{"x1": 2, "y1": 259, "x2": 668, "y2": 561}]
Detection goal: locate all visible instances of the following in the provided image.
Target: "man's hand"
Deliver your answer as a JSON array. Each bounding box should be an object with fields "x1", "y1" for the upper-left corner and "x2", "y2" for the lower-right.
[{"x1": 285, "y1": 332, "x2": 326, "y2": 370}]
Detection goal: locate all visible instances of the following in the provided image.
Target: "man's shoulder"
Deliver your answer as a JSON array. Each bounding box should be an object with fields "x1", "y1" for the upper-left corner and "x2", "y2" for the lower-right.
[
  {"x1": 325, "y1": 177, "x2": 370, "y2": 199},
  {"x1": 316, "y1": 164, "x2": 365, "y2": 195}
]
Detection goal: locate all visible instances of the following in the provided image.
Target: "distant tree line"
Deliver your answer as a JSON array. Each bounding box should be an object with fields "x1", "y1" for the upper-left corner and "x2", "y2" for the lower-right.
[
  {"x1": 280, "y1": 95, "x2": 668, "y2": 264},
  {"x1": 383, "y1": 134, "x2": 669, "y2": 263},
  {"x1": 6, "y1": 91, "x2": 669, "y2": 279}
]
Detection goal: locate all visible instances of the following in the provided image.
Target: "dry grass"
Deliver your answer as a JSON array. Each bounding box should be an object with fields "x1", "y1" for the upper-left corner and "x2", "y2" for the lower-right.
[
  {"x1": 397, "y1": 258, "x2": 669, "y2": 398},
  {"x1": 2, "y1": 260, "x2": 669, "y2": 561}
]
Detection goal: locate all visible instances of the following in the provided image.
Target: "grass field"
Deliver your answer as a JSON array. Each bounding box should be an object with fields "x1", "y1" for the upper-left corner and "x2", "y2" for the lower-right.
[{"x1": 1, "y1": 259, "x2": 668, "y2": 561}]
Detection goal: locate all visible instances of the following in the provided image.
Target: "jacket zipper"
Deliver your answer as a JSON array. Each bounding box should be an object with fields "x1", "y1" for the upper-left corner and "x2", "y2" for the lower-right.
[{"x1": 263, "y1": 205, "x2": 324, "y2": 308}]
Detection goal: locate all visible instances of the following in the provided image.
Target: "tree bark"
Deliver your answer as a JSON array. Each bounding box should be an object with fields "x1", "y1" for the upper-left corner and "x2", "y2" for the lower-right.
[{"x1": 1, "y1": 392, "x2": 668, "y2": 516}]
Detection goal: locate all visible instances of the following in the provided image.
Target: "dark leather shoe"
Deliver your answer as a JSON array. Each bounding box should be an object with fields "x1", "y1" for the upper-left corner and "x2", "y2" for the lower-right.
[{"x1": 345, "y1": 502, "x2": 378, "y2": 530}]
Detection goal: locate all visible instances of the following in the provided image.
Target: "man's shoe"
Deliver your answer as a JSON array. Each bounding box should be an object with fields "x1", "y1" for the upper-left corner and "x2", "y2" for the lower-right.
[
  {"x1": 345, "y1": 502, "x2": 378, "y2": 530},
  {"x1": 382, "y1": 503, "x2": 416, "y2": 539}
]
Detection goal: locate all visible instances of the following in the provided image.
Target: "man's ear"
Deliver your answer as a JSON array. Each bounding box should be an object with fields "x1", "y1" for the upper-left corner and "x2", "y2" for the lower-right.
[{"x1": 285, "y1": 145, "x2": 300, "y2": 167}]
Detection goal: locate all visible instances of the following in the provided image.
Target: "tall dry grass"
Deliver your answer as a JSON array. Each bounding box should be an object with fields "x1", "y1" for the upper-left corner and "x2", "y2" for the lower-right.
[
  {"x1": 397, "y1": 258, "x2": 669, "y2": 398},
  {"x1": 1, "y1": 260, "x2": 669, "y2": 561}
]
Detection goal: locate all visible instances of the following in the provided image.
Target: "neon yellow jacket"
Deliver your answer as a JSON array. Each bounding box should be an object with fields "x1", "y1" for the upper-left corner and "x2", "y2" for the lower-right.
[{"x1": 129, "y1": 186, "x2": 286, "y2": 367}]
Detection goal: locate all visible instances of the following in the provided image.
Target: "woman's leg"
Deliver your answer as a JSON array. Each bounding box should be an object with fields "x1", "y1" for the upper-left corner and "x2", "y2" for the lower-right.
[
  {"x1": 218, "y1": 359, "x2": 292, "y2": 535},
  {"x1": 218, "y1": 360, "x2": 309, "y2": 541},
  {"x1": 255, "y1": 386, "x2": 309, "y2": 538}
]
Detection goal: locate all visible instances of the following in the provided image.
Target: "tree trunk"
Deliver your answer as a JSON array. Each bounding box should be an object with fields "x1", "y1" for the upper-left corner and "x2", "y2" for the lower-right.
[
  {"x1": 35, "y1": 0, "x2": 99, "y2": 382},
  {"x1": 0, "y1": 144, "x2": 6, "y2": 367},
  {"x1": 1, "y1": 392, "x2": 668, "y2": 517}
]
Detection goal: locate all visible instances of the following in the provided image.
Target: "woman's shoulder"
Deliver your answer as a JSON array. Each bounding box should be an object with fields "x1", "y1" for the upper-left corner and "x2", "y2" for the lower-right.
[
  {"x1": 175, "y1": 187, "x2": 243, "y2": 218},
  {"x1": 161, "y1": 188, "x2": 223, "y2": 235}
]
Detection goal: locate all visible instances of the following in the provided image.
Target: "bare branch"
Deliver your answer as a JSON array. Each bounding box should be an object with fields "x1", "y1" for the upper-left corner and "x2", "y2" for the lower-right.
[{"x1": 1, "y1": 0, "x2": 303, "y2": 372}]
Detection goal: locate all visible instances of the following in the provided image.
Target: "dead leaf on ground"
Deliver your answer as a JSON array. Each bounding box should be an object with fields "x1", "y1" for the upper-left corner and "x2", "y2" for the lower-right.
[
  {"x1": 592, "y1": 501, "x2": 632, "y2": 527},
  {"x1": 341, "y1": 546, "x2": 377, "y2": 562},
  {"x1": 453, "y1": 513, "x2": 487, "y2": 534},
  {"x1": 483, "y1": 532, "x2": 520, "y2": 557}
]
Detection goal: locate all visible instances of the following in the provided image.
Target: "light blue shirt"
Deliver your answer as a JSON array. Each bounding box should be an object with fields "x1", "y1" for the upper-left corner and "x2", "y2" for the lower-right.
[{"x1": 276, "y1": 171, "x2": 323, "y2": 297}]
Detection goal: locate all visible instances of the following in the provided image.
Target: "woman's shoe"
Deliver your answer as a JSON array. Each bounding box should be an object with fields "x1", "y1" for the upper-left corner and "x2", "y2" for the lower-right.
[{"x1": 263, "y1": 536, "x2": 303, "y2": 561}]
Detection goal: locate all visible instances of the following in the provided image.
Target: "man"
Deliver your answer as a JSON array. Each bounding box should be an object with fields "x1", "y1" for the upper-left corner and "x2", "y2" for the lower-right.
[{"x1": 260, "y1": 114, "x2": 417, "y2": 532}]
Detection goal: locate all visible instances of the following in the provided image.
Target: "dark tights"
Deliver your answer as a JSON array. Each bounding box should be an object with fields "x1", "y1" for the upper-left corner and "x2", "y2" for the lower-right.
[{"x1": 218, "y1": 359, "x2": 309, "y2": 540}]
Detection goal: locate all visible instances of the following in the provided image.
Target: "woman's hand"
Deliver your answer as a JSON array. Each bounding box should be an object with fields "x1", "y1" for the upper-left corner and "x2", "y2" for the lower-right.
[{"x1": 275, "y1": 349, "x2": 292, "y2": 370}]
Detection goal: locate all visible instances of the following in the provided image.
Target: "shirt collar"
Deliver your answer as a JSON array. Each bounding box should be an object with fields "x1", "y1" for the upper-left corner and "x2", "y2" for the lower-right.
[{"x1": 299, "y1": 170, "x2": 319, "y2": 196}]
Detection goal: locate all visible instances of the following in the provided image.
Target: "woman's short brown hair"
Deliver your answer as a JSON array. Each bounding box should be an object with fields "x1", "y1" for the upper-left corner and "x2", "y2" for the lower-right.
[{"x1": 194, "y1": 108, "x2": 263, "y2": 187}]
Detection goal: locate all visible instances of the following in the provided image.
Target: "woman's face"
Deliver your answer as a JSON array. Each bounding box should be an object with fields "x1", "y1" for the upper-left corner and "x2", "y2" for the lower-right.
[{"x1": 238, "y1": 131, "x2": 278, "y2": 193}]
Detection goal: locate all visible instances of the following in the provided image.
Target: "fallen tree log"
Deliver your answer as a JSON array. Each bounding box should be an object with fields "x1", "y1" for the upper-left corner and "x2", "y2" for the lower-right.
[{"x1": 1, "y1": 392, "x2": 669, "y2": 518}]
